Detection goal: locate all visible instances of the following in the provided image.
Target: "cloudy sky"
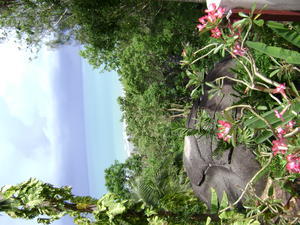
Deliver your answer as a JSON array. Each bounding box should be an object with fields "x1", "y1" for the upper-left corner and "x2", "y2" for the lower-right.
[{"x1": 0, "y1": 41, "x2": 125, "y2": 225}]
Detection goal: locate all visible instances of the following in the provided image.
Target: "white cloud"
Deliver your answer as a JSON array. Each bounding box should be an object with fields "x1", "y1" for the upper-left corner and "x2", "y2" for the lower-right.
[
  {"x1": 0, "y1": 41, "x2": 58, "y2": 126},
  {"x1": 0, "y1": 41, "x2": 60, "y2": 184},
  {"x1": 0, "y1": 42, "x2": 85, "y2": 225}
]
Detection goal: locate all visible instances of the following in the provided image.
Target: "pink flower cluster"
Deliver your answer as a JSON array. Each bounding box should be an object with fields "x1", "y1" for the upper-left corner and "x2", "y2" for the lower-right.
[
  {"x1": 197, "y1": 3, "x2": 225, "y2": 38},
  {"x1": 271, "y1": 120, "x2": 300, "y2": 173},
  {"x1": 286, "y1": 154, "x2": 300, "y2": 173},
  {"x1": 272, "y1": 138, "x2": 288, "y2": 155},
  {"x1": 272, "y1": 121, "x2": 296, "y2": 155},
  {"x1": 197, "y1": 4, "x2": 248, "y2": 56},
  {"x1": 216, "y1": 120, "x2": 232, "y2": 142}
]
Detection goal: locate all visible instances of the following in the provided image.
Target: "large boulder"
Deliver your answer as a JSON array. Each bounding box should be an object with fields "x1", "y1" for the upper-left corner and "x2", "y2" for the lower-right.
[
  {"x1": 183, "y1": 135, "x2": 266, "y2": 208},
  {"x1": 183, "y1": 56, "x2": 267, "y2": 208}
]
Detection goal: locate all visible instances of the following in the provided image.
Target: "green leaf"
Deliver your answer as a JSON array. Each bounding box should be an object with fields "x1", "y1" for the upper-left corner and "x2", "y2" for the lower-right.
[
  {"x1": 267, "y1": 21, "x2": 286, "y2": 29},
  {"x1": 257, "y1": 105, "x2": 268, "y2": 111},
  {"x1": 107, "y1": 202, "x2": 126, "y2": 220},
  {"x1": 255, "y1": 130, "x2": 273, "y2": 144},
  {"x1": 186, "y1": 79, "x2": 196, "y2": 88},
  {"x1": 191, "y1": 87, "x2": 200, "y2": 98},
  {"x1": 221, "y1": 48, "x2": 226, "y2": 57},
  {"x1": 268, "y1": 185, "x2": 274, "y2": 197},
  {"x1": 267, "y1": 21, "x2": 300, "y2": 48},
  {"x1": 213, "y1": 44, "x2": 224, "y2": 54},
  {"x1": 210, "y1": 188, "x2": 219, "y2": 213},
  {"x1": 246, "y1": 41, "x2": 300, "y2": 64},
  {"x1": 220, "y1": 191, "x2": 229, "y2": 209},
  {"x1": 205, "y1": 82, "x2": 217, "y2": 89},
  {"x1": 289, "y1": 81, "x2": 300, "y2": 97},
  {"x1": 248, "y1": 219, "x2": 261, "y2": 225},
  {"x1": 269, "y1": 69, "x2": 280, "y2": 77},
  {"x1": 245, "y1": 101, "x2": 300, "y2": 129},
  {"x1": 233, "y1": 18, "x2": 247, "y2": 28},
  {"x1": 253, "y1": 19, "x2": 264, "y2": 27},
  {"x1": 238, "y1": 12, "x2": 249, "y2": 18},
  {"x1": 205, "y1": 217, "x2": 211, "y2": 225},
  {"x1": 251, "y1": 3, "x2": 257, "y2": 15}
]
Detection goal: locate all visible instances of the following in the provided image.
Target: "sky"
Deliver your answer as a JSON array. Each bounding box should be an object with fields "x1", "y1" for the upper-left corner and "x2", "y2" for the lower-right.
[{"x1": 0, "y1": 41, "x2": 126, "y2": 225}]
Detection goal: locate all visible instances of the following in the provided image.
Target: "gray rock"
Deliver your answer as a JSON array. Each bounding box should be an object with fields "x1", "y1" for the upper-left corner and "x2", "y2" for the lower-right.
[
  {"x1": 199, "y1": 56, "x2": 238, "y2": 118},
  {"x1": 183, "y1": 56, "x2": 267, "y2": 208},
  {"x1": 184, "y1": 135, "x2": 266, "y2": 208}
]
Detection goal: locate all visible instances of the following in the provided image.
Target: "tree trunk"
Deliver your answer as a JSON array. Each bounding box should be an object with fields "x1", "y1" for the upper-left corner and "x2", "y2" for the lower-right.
[{"x1": 63, "y1": 202, "x2": 97, "y2": 213}]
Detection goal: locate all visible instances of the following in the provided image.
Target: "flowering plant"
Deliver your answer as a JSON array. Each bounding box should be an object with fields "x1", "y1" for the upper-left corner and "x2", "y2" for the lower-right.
[
  {"x1": 183, "y1": 3, "x2": 300, "y2": 224},
  {"x1": 216, "y1": 120, "x2": 232, "y2": 142},
  {"x1": 192, "y1": 3, "x2": 300, "y2": 174}
]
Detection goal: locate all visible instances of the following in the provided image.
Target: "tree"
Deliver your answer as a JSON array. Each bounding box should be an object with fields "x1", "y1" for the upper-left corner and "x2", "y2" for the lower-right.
[
  {"x1": 0, "y1": 0, "x2": 169, "y2": 49},
  {"x1": 0, "y1": 0, "x2": 75, "y2": 49},
  {"x1": 104, "y1": 154, "x2": 142, "y2": 200},
  {"x1": 0, "y1": 178, "x2": 214, "y2": 224},
  {"x1": 0, "y1": 178, "x2": 97, "y2": 224},
  {"x1": 0, "y1": 0, "x2": 204, "y2": 61}
]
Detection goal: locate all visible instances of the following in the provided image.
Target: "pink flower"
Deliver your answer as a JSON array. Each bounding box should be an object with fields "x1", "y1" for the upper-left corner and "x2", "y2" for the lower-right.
[
  {"x1": 205, "y1": 3, "x2": 217, "y2": 13},
  {"x1": 198, "y1": 15, "x2": 208, "y2": 24},
  {"x1": 274, "y1": 110, "x2": 285, "y2": 121},
  {"x1": 218, "y1": 120, "x2": 232, "y2": 128},
  {"x1": 273, "y1": 83, "x2": 287, "y2": 97},
  {"x1": 217, "y1": 132, "x2": 232, "y2": 142},
  {"x1": 197, "y1": 24, "x2": 206, "y2": 31},
  {"x1": 197, "y1": 4, "x2": 226, "y2": 33},
  {"x1": 215, "y1": 7, "x2": 226, "y2": 19},
  {"x1": 272, "y1": 138, "x2": 288, "y2": 155},
  {"x1": 286, "y1": 154, "x2": 300, "y2": 173},
  {"x1": 233, "y1": 43, "x2": 246, "y2": 56},
  {"x1": 286, "y1": 120, "x2": 296, "y2": 129},
  {"x1": 276, "y1": 127, "x2": 286, "y2": 138},
  {"x1": 286, "y1": 154, "x2": 295, "y2": 162},
  {"x1": 207, "y1": 12, "x2": 217, "y2": 22},
  {"x1": 217, "y1": 120, "x2": 232, "y2": 142},
  {"x1": 211, "y1": 27, "x2": 222, "y2": 38}
]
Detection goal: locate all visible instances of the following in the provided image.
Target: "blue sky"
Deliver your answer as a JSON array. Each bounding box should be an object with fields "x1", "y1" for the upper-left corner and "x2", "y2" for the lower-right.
[{"x1": 0, "y1": 42, "x2": 125, "y2": 225}]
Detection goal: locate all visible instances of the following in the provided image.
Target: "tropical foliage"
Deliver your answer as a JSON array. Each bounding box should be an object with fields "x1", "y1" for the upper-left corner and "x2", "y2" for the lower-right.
[
  {"x1": 182, "y1": 4, "x2": 300, "y2": 224},
  {"x1": 0, "y1": 0, "x2": 299, "y2": 225}
]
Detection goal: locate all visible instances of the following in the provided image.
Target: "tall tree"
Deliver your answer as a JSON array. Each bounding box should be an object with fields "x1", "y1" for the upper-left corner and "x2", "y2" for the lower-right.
[
  {"x1": 0, "y1": 0, "x2": 74, "y2": 49},
  {"x1": 0, "y1": 178, "x2": 212, "y2": 224},
  {"x1": 0, "y1": 0, "x2": 204, "y2": 51},
  {"x1": 104, "y1": 154, "x2": 142, "y2": 200}
]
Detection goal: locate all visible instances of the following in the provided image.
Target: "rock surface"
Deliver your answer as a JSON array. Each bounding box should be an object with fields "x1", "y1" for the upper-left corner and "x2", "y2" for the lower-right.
[{"x1": 183, "y1": 56, "x2": 267, "y2": 208}]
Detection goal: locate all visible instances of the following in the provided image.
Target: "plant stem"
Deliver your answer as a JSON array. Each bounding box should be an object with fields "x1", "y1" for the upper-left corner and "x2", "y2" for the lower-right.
[
  {"x1": 224, "y1": 104, "x2": 276, "y2": 136},
  {"x1": 254, "y1": 71, "x2": 280, "y2": 87},
  {"x1": 241, "y1": 21, "x2": 252, "y2": 49},
  {"x1": 284, "y1": 127, "x2": 300, "y2": 138},
  {"x1": 214, "y1": 76, "x2": 255, "y2": 90},
  {"x1": 193, "y1": 43, "x2": 218, "y2": 55}
]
